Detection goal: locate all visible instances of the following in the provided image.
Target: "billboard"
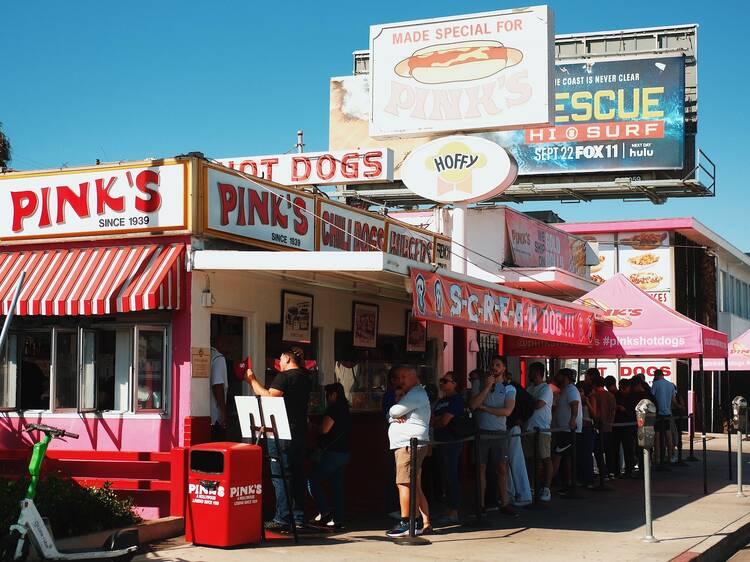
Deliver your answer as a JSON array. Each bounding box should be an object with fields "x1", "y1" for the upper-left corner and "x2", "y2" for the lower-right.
[
  {"x1": 331, "y1": 55, "x2": 685, "y2": 176},
  {"x1": 369, "y1": 6, "x2": 554, "y2": 138}
]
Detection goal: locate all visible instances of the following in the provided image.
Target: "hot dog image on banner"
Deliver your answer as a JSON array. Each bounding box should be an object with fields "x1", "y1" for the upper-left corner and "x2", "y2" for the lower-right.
[{"x1": 410, "y1": 269, "x2": 595, "y2": 345}]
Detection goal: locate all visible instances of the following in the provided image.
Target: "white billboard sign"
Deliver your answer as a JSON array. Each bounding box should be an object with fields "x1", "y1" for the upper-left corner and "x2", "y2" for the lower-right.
[
  {"x1": 216, "y1": 148, "x2": 393, "y2": 186},
  {"x1": 369, "y1": 5, "x2": 554, "y2": 138},
  {"x1": 0, "y1": 162, "x2": 188, "y2": 241},
  {"x1": 400, "y1": 135, "x2": 518, "y2": 203},
  {"x1": 205, "y1": 167, "x2": 316, "y2": 251}
]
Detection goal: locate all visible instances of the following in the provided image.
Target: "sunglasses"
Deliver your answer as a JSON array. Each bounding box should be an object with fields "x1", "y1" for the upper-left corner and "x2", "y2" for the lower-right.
[{"x1": 439, "y1": 378, "x2": 455, "y2": 384}]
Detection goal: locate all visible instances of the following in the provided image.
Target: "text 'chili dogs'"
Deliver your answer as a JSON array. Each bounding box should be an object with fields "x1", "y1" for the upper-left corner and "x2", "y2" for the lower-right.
[{"x1": 394, "y1": 40, "x2": 523, "y2": 85}]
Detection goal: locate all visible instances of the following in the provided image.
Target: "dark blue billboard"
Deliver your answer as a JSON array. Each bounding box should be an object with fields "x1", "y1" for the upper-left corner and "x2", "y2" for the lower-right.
[{"x1": 482, "y1": 55, "x2": 686, "y2": 174}]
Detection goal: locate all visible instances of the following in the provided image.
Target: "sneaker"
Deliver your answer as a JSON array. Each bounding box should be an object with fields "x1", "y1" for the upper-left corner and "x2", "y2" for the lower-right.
[
  {"x1": 264, "y1": 519, "x2": 289, "y2": 531},
  {"x1": 386, "y1": 519, "x2": 410, "y2": 538},
  {"x1": 484, "y1": 504, "x2": 499, "y2": 512},
  {"x1": 311, "y1": 512, "x2": 331, "y2": 525},
  {"x1": 417, "y1": 524, "x2": 433, "y2": 536},
  {"x1": 326, "y1": 520, "x2": 345, "y2": 530},
  {"x1": 499, "y1": 503, "x2": 518, "y2": 517},
  {"x1": 539, "y1": 487, "x2": 552, "y2": 502}
]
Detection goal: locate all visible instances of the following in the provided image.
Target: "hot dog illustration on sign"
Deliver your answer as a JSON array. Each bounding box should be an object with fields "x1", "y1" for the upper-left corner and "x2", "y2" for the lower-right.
[{"x1": 394, "y1": 40, "x2": 523, "y2": 85}]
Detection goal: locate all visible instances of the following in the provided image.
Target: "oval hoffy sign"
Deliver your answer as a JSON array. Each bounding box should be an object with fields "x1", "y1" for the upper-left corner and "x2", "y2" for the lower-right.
[{"x1": 400, "y1": 135, "x2": 518, "y2": 204}]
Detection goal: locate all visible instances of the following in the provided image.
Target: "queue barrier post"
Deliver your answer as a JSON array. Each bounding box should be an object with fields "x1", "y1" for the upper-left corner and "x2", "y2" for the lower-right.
[
  {"x1": 738, "y1": 427, "x2": 745, "y2": 498},
  {"x1": 642, "y1": 446, "x2": 658, "y2": 543},
  {"x1": 727, "y1": 412, "x2": 733, "y2": 481},
  {"x1": 687, "y1": 413, "x2": 699, "y2": 462},
  {"x1": 393, "y1": 437, "x2": 430, "y2": 546}
]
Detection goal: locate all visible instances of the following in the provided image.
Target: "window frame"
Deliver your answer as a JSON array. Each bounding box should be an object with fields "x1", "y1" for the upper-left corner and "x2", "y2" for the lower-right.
[
  {"x1": 78, "y1": 328, "x2": 98, "y2": 414},
  {"x1": 0, "y1": 332, "x2": 19, "y2": 412},
  {"x1": 133, "y1": 325, "x2": 169, "y2": 415}
]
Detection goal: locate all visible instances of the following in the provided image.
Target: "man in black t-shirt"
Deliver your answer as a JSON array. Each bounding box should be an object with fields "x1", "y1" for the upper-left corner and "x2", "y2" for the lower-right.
[{"x1": 246, "y1": 347, "x2": 311, "y2": 530}]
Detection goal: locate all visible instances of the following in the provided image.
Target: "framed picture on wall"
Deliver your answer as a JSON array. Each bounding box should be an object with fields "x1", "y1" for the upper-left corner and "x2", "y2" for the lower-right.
[
  {"x1": 281, "y1": 291, "x2": 314, "y2": 344},
  {"x1": 352, "y1": 302, "x2": 378, "y2": 348},
  {"x1": 405, "y1": 311, "x2": 427, "y2": 353}
]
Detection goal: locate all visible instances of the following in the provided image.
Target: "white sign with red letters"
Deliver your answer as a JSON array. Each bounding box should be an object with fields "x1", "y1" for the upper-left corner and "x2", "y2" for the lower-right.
[
  {"x1": 318, "y1": 200, "x2": 387, "y2": 252},
  {"x1": 0, "y1": 163, "x2": 187, "y2": 241},
  {"x1": 205, "y1": 167, "x2": 316, "y2": 251},
  {"x1": 216, "y1": 148, "x2": 394, "y2": 186}
]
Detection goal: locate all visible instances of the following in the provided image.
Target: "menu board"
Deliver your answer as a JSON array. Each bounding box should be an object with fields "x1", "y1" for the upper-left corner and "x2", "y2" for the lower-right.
[{"x1": 587, "y1": 234, "x2": 616, "y2": 286}]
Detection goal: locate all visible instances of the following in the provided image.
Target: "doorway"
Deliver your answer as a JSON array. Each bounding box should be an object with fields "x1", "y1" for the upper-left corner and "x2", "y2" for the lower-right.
[{"x1": 210, "y1": 314, "x2": 245, "y2": 441}]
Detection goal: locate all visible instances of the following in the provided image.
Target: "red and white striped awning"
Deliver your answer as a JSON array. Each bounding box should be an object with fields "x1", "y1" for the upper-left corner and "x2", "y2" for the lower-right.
[{"x1": 0, "y1": 243, "x2": 185, "y2": 316}]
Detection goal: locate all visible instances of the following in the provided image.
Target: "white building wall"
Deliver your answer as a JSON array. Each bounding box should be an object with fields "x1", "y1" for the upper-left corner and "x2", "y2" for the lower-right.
[{"x1": 189, "y1": 269, "x2": 443, "y2": 417}]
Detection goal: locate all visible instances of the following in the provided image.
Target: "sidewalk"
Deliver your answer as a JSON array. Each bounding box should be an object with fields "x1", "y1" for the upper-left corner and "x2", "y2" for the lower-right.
[{"x1": 137, "y1": 435, "x2": 750, "y2": 562}]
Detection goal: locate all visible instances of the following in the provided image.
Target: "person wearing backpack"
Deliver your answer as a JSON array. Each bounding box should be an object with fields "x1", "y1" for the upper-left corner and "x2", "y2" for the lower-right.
[{"x1": 498, "y1": 357, "x2": 533, "y2": 507}]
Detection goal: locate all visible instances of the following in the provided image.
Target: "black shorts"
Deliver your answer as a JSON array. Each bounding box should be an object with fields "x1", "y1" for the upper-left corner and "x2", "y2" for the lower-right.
[
  {"x1": 553, "y1": 432, "x2": 575, "y2": 457},
  {"x1": 655, "y1": 417, "x2": 671, "y2": 432}
]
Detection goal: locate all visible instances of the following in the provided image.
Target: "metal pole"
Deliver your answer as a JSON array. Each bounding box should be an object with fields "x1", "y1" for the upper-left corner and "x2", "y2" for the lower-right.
[
  {"x1": 700, "y1": 355, "x2": 708, "y2": 495},
  {"x1": 726, "y1": 359, "x2": 732, "y2": 481},
  {"x1": 0, "y1": 272, "x2": 25, "y2": 353},
  {"x1": 394, "y1": 437, "x2": 430, "y2": 545},
  {"x1": 451, "y1": 203, "x2": 468, "y2": 275},
  {"x1": 642, "y1": 447, "x2": 658, "y2": 543},
  {"x1": 738, "y1": 429, "x2": 744, "y2": 497},
  {"x1": 569, "y1": 428, "x2": 577, "y2": 497},
  {"x1": 688, "y1": 413, "x2": 698, "y2": 461},
  {"x1": 533, "y1": 428, "x2": 540, "y2": 507}
]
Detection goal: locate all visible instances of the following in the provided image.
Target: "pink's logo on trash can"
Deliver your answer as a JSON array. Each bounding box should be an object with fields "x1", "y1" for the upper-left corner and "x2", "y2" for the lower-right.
[{"x1": 230, "y1": 483, "x2": 263, "y2": 507}]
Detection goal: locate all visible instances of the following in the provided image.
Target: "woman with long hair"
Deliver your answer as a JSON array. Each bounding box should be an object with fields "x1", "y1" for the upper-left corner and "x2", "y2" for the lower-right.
[{"x1": 307, "y1": 382, "x2": 352, "y2": 529}]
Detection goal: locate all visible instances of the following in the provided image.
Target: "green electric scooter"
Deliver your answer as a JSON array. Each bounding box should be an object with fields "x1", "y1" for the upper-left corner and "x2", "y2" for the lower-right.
[{"x1": 0, "y1": 424, "x2": 139, "y2": 562}]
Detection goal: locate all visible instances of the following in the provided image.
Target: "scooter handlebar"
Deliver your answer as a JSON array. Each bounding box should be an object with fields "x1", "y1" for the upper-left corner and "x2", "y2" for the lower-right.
[{"x1": 25, "y1": 423, "x2": 79, "y2": 439}]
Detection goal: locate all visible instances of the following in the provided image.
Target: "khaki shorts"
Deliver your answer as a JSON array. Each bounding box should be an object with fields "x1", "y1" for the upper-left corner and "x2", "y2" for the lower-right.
[
  {"x1": 394, "y1": 445, "x2": 429, "y2": 485},
  {"x1": 522, "y1": 432, "x2": 551, "y2": 459}
]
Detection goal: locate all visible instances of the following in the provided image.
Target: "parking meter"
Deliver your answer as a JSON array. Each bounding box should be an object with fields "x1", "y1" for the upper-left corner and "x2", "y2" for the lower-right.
[
  {"x1": 636, "y1": 399, "x2": 657, "y2": 449},
  {"x1": 733, "y1": 396, "x2": 748, "y2": 433}
]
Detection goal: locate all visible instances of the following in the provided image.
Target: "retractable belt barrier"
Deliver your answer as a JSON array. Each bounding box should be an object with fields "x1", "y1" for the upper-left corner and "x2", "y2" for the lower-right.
[{"x1": 394, "y1": 413, "x2": 695, "y2": 544}]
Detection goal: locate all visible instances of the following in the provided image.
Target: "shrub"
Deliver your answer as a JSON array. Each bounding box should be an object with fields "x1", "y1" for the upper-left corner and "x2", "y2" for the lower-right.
[{"x1": 0, "y1": 475, "x2": 141, "y2": 540}]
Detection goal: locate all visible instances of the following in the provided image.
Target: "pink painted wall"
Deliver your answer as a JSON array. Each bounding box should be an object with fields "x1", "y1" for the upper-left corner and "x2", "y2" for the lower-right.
[{"x1": 0, "y1": 236, "x2": 193, "y2": 453}]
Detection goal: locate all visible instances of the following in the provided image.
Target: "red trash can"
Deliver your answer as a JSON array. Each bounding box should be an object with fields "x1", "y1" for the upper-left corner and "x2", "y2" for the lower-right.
[{"x1": 185, "y1": 442, "x2": 263, "y2": 547}]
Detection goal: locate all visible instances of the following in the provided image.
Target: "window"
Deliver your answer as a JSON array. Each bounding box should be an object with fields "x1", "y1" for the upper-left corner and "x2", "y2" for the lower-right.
[
  {"x1": 721, "y1": 271, "x2": 729, "y2": 312},
  {"x1": 135, "y1": 327, "x2": 167, "y2": 412},
  {"x1": 333, "y1": 331, "x2": 436, "y2": 412},
  {"x1": 0, "y1": 320, "x2": 168, "y2": 414}
]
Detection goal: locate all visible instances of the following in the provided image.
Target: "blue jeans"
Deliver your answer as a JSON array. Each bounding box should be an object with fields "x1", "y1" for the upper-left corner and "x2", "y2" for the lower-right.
[
  {"x1": 439, "y1": 443, "x2": 463, "y2": 510},
  {"x1": 267, "y1": 437, "x2": 306, "y2": 525},
  {"x1": 307, "y1": 451, "x2": 350, "y2": 522}
]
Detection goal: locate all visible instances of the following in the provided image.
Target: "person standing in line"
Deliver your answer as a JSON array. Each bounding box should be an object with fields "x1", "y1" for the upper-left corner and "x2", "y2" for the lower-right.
[
  {"x1": 382, "y1": 367, "x2": 402, "y2": 520},
  {"x1": 589, "y1": 369, "x2": 617, "y2": 479},
  {"x1": 469, "y1": 358, "x2": 518, "y2": 516},
  {"x1": 651, "y1": 369, "x2": 678, "y2": 465},
  {"x1": 386, "y1": 366, "x2": 432, "y2": 538},
  {"x1": 308, "y1": 382, "x2": 351, "y2": 529},
  {"x1": 552, "y1": 368, "x2": 582, "y2": 495},
  {"x1": 577, "y1": 381, "x2": 597, "y2": 488},
  {"x1": 431, "y1": 371, "x2": 465, "y2": 526},
  {"x1": 607, "y1": 376, "x2": 633, "y2": 477},
  {"x1": 209, "y1": 344, "x2": 228, "y2": 442},
  {"x1": 500, "y1": 359, "x2": 533, "y2": 507},
  {"x1": 246, "y1": 347, "x2": 312, "y2": 531},
  {"x1": 523, "y1": 362, "x2": 554, "y2": 502}
]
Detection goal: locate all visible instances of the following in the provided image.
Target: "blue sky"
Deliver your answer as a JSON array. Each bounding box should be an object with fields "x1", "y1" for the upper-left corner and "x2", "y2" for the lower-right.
[{"x1": 1, "y1": 1, "x2": 747, "y2": 248}]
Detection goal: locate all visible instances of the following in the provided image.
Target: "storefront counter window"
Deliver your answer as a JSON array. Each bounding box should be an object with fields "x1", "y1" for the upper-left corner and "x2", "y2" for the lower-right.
[
  {"x1": 334, "y1": 331, "x2": 436, "y2": 412},
  {"x1": 0, "y1": 317, "x2": 170, "y2": 415}
]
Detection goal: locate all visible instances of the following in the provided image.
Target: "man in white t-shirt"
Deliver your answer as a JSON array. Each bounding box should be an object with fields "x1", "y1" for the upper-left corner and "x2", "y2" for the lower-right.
[
  {"x1": 651, "y1": 369, "x2": 677, "y2": 464},
  {"x1": 210, "y1": 346, "x2": 228, "y2": 442},
  {"x1": 552, "y1": 368, "x2": 582, "y2": 494},
  {"x1": 523, "y1": 362, "x2": 554, "y2": 502}
]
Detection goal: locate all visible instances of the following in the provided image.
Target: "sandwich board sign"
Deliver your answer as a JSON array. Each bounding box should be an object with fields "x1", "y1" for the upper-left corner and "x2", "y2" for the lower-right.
[{"x1": 369, "y1": 5, "x2": 554, "y2": 138}]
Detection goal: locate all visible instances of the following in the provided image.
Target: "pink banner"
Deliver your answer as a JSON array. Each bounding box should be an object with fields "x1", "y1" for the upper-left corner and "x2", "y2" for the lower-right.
[
  {"x1": 505, "y1": 209, "x2": 587, "y2": 277},
  {"x1": 410, "y1": 270, "x2": 595, "y2": 345}
]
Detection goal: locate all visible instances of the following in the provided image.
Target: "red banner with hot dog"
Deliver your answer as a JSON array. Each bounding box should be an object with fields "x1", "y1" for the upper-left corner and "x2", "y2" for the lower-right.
[{"x1": 410, "y1": 270, "x2": 595, "y2": 345}]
